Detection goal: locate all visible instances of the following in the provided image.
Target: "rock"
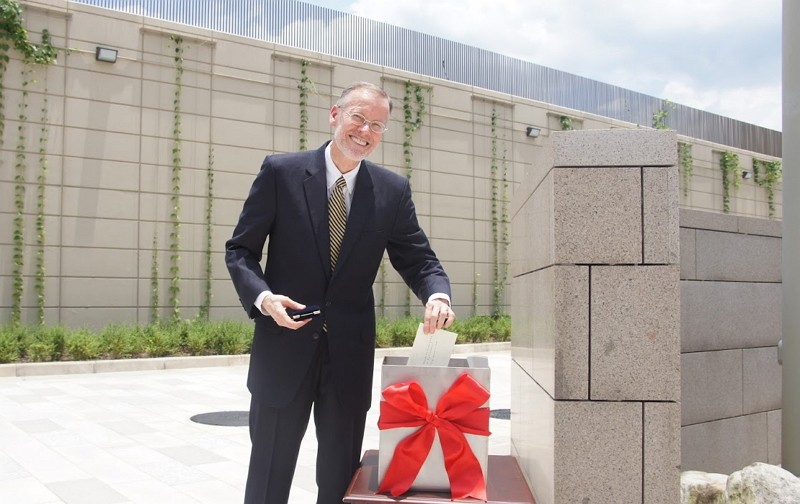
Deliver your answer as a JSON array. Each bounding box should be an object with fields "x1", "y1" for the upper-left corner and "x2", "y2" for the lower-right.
[
  {"x1": 726, "y1": 462, "x2": 800, "y2": 504},
  {"x1": 681, "y1": 470, "x2": 728, "y2": 504}
]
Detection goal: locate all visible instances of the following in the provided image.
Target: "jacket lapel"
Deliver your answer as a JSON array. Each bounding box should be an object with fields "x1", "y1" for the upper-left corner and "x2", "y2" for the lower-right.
[{"x1": 303, "y1": 145, "x2": 331, "y2": 280}]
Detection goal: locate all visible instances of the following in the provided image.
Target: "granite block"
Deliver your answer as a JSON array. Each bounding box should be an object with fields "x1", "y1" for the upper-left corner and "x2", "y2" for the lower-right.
[
  {"x1": 554, "y1": 401, "x2": 642, "y2": 504},
  {"x1": 680, "y1": 349, "x2": 743, "y2": 426},
  {"x1": 680, "y1": 228, "x2": 696, "y2": 279},
  {"x1": 679, "y1": 208, "x2": 738, "y2": 232},
  {"x1": 767, "y1": 410, "x2": 782, "y2": 465},
  {"x1": 511, "y1": 362, "x2": 554, "y2": 504},
  {"x1": 550, "y1": 266, "x2": 590, "y2": 401},
  {"x1": 643, "y1": 166, "x2": 680, "y2": 264},
  {"x1": 510, "y1": 159, "x2": 551, "y2": 219},
  {"x1": 695, "y1": 230, "x2": 782, "y2": 282},
  {"x1": 511, "y1": 171, "x2": 553, "y2": 277},
  {"x1": 552, "y1": 129, "x2": 677, "y2": 167},
  {"x1": 681, "y1": 281, "x2": 782, "y2": 352},
  {"x1": 738, "y1": 215, "x2": 782, "y2": 237},
  {"x1": 591, "y1": 266, "x2": 680, "y2": 401},
  {"x1": 511, "y1": 274, "x2": 535, "y2": 380},
  {"x1": 553, "y1": 168, "x2": 642, "y2": 265},
  {"x1": 530, "y1": 266, "x2": 589, "y2": 400},
  {"x1": 742, "y1": 346, "x2": 782, "y2": 414},
  {"x1": 512, "y1": 266, "x2": 589, "y2": 400},
  {"x1": 681, "y1": 413, "x2": 768, "y2": 474},
  {"x1": 644, "y1": 402, "x2": 681, "y2": 504}
]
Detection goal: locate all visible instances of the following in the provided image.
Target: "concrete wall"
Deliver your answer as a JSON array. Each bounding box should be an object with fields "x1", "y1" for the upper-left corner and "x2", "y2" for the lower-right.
[
  {"x1": 0, "y1": 0, "x2": 784, "y2": 327},
  {"x1": 680, "y1": 208, "x2": 783, "y2": 473}
]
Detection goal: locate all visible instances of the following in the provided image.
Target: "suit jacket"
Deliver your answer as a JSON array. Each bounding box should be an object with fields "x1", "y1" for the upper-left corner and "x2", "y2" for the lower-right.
[{"x1": 225, "y1": 142, "x2": 451, "y2": 412}]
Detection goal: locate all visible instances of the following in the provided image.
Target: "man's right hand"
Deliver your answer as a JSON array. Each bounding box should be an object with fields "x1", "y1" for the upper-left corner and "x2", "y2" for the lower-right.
[{"x1": 261, "y1": 293, "x2": 312, "y2": 330}]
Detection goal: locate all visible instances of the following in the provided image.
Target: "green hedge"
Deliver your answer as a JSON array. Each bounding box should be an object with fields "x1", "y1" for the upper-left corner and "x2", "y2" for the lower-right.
[{"x1": 0, "y1": 315, "x2": 510, "y2": 364}]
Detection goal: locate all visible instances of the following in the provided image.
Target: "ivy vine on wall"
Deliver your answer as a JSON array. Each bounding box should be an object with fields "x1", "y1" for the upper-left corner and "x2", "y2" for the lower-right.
[
  {"x1": 752, "y1": 158, "x2": 782, "y2": 219},
  {"x1": 652, "y1": 98, "x2": 675, "y2": 130},
  {"x1": 199, "y1": 146, "x2": 215, "y2": 320},
  {"x1": 559, "y1": 115, "x2": 574, "y2": 131},
  {"x1": 297, "y1": 59, "x2": 310, "y2": 151},
  {"x1": 402, "y1": 80, "x2": 425, "y2": 180},
  {"x1": 720, "y1": 150, "x2": 741, "y2": 214},
  {"x1": 472, "y1": 272, "x2": 479, "y2": 315},
  {"x1": 34, "y1": 68, "x2": 49, "y2": 325},
  {"x1": 378, "y1": 257, "x2": 387, "y2": 318},
  {"x1": 402, "y1": 80, "x2": 426, "y2": 315},
  {"x1": 678, "y1": 142, "x2": 693, "y2": 198},
  {"x1": 150, "y1": 233, "x2": 160, "y2": 324},
  {"x1": 168, "y1": 35, "x2": 184, "y2": 322},
  {"x1": 489, "y1": 107, "x2": 509, "y2": 317},
  {"x1": 12, "y1": 65, "x2": 29, "y2": 327},
  {"x1": 1, "y1": 0, "x2": 57, "y2": 326}
]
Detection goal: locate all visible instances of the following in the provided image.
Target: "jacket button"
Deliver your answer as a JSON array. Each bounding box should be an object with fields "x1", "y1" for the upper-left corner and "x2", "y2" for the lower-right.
[{"x1": 312, "y1": 332, "x2": 320, "y2": 340}]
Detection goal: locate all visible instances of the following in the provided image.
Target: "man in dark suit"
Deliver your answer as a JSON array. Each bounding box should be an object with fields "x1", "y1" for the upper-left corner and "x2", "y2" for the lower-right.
[{"x1": 225, "y1": 81, "x2": 455, "y2": 504}]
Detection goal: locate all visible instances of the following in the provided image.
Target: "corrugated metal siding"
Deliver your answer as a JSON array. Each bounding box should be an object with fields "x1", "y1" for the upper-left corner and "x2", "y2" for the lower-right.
[{"x1": 71, "y1": 0, "x2": 781, "y2": 157}]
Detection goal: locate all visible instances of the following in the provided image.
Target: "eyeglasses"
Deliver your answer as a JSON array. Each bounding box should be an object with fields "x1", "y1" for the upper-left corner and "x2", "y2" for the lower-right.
[{"x1": 345, "y1": 110, "x2": 388, "y2": 134}]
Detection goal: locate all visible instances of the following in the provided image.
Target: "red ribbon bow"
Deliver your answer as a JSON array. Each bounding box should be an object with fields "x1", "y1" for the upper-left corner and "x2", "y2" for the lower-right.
[{"x1": 377, "y1": 372, "x2": 491, "y2": 500}]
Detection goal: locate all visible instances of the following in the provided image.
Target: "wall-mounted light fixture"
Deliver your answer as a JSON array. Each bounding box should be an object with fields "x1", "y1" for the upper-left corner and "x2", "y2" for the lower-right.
[
  {"x1": 526, "y1": 126, "x2": 541, "y2": 138},
  {"x1": 95, "y1": 46, "x2": 118, "y2": 63},
  {"x1": 742, "y1": 170, "x2": 753, "y2": 180}
]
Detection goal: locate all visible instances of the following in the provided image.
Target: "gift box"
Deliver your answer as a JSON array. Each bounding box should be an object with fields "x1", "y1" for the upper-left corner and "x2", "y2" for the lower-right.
[{"x1": 377, "y1": 355, "x2": 491, "y2": 500}]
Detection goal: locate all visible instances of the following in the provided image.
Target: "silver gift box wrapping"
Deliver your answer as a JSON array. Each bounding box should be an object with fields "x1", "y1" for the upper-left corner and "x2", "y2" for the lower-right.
[{"x1": 377, "y1": 355, "x2": 491, "y2": 493}]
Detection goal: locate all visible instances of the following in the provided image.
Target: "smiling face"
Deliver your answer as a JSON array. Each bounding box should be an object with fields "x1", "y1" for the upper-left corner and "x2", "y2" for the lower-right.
[{"x1": 329, "y1": 87, "x2": 391, "y2": 172}]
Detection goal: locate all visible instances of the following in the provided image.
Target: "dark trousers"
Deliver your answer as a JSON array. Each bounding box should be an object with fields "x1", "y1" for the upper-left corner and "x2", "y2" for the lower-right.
[{"x1": 243, "y1": 337, "x2": 367, "y2": 504}]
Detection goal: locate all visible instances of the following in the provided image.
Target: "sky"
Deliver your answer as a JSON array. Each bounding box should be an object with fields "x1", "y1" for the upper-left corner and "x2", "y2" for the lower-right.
[{"x1": 300, "y1": 0, "x2": 782, "y2": 131}]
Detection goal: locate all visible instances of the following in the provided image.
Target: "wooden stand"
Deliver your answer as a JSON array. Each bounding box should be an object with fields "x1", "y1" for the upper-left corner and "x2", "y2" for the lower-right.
[{"x1": 344, "y1": 450, "x2": 536, "y2": 503}]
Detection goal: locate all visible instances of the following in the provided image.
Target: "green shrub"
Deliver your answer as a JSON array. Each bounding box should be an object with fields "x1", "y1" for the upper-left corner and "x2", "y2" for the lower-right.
[
  {"x1": 454, "y1": 316, "x2": 494, "y2": 343},
  {"x1": 385, "y1": 317, "x2": 419, "y2": 347},
  {"x1": 141, "y1": 324, "x2": 180, "y2": 357},
  {"x1": 22, "y1": 326, "x2": 67, "y2": 362},
  {"x1": 65, "y1": 329, "x2": 102, "y2": 361},
  {"x1": 0, "y1": 326, "x2": 22, "y2": 363},
  {"x1": 185, "y1": 323, "x2": 211, "y2": 355},
  {"x1": 26, "y1": 342, "x2": 53, "y2": 362},
  {"x1": 99, "y1": 324, "x2": 138, "y2": 359},
  {"x1": 0, "y1": 314, "x2": 509, "y2": 364},
  {"x1": 492, "y1": 315, "x2": 511, "y2": 341},
  {"x1": 207, "y1": 320, "x2": 250, "y2": 355},
  {"x1": 375, "y1": 318, "x2": 393, "y2": 348}
]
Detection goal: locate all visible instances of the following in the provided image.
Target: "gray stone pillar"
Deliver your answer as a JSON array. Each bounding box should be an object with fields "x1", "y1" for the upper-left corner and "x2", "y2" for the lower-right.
[
  {"x1": 783, "y1": 0, "x2": 800, "y2": 475},
  {"x1": 510, "y1": 129, "x2": 681, "y2": 504}
]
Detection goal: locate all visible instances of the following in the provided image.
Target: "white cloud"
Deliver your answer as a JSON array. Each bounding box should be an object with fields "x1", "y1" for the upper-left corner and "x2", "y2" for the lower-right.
[
  {"x1": 663, "y1": 80, "x2": 782, "y2": 130},
  {"x1": 314, "y1": 0, "x2": 782, "y2": 130}
]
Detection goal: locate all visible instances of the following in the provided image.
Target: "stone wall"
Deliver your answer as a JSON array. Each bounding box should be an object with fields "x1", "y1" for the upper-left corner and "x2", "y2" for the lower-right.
[
  {"x1": 510, "y1": 129, "x2": 681, "y2": 504},
  {"x1": 680, "y1": 209, "x2": 782, "y2": 474}
]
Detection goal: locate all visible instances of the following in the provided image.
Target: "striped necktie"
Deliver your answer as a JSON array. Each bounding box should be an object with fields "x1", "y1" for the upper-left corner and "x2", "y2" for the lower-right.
[{"x1": 329, "y1": 176, "x2": 348, "y2": 272}]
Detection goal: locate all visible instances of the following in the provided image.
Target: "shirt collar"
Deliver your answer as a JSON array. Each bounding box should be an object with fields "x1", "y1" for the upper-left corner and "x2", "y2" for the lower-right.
[{"x1": 324, "y1": 143, "x2": 360, "y2": 193}]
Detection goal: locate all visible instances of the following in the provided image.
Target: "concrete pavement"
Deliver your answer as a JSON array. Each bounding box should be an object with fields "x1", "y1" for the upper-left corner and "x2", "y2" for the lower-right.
[{"x1": 0, "y1": 343, "x2": 512, "y2": 503}]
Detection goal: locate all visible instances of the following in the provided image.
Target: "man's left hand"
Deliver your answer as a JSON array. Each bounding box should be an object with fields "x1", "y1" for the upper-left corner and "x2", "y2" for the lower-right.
[{"x1": 423, "y1": 299, "x2": 455, "y2": 335}]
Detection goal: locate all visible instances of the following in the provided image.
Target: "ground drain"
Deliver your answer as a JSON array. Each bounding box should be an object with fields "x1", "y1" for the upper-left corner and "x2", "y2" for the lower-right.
[
  {"x1": 191, "y1": 408, "x2": 510, "y2": 426},
  {"x1": 490, "y1": 408, "x2": 510, "y2": 420},
  {"x1": 190, "y1": 411, "x2": 249, "y2": 427}
]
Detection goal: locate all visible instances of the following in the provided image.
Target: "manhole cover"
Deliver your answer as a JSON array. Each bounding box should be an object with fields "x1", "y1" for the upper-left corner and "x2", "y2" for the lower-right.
[
  {"x1": 490, "y1": 408, "x2": 510, "y2": 420},
  {"x1": 190, "y1": 411, "x2": 249, "y2": 426}
]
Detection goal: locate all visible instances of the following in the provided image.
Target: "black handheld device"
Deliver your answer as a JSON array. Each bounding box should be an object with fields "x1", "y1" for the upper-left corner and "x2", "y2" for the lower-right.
[{"x1": 289, "y1": 305, "x2": 321, "y2": 321}]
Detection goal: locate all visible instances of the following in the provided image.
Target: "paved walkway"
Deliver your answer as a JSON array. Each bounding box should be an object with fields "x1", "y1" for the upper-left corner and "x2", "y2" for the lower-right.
[{"x1": 0, "y1": 345, "x2": 512, "y2": 503}]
